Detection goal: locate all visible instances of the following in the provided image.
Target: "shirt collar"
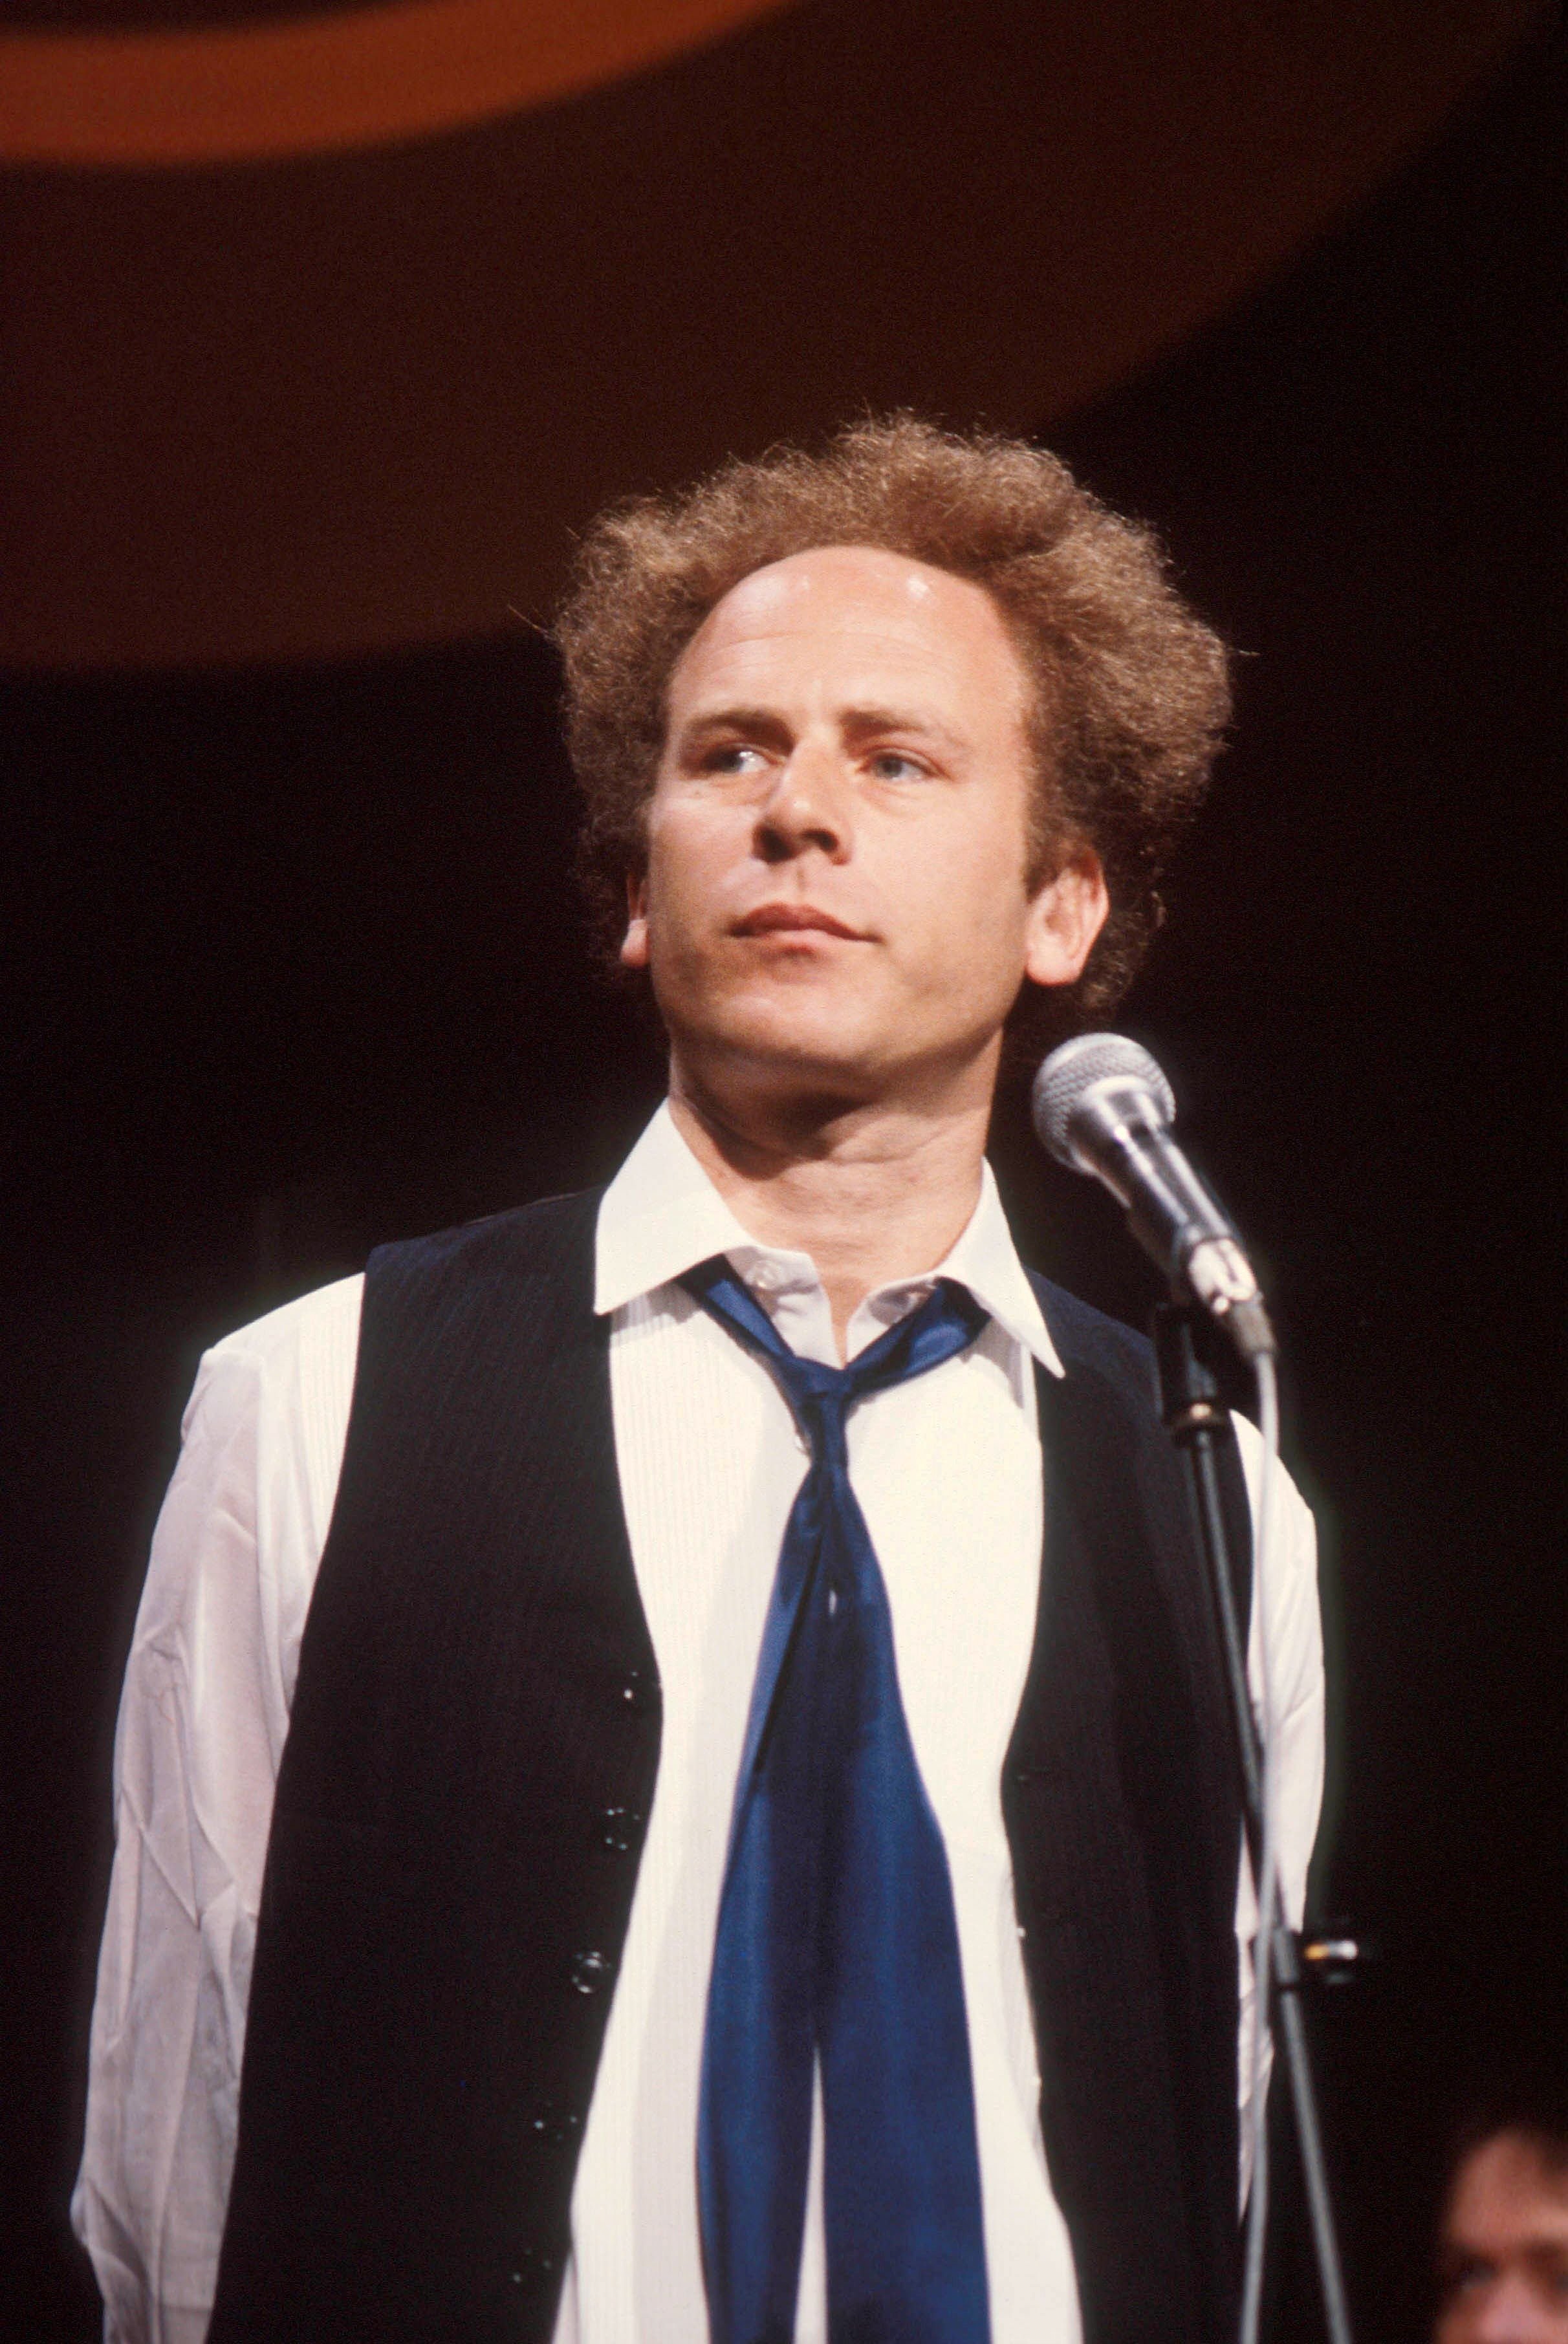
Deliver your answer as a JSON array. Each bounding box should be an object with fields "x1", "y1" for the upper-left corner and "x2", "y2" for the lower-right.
[{"x1": 594, "y1": 1101, "x2": 1063, "y2": 1379}]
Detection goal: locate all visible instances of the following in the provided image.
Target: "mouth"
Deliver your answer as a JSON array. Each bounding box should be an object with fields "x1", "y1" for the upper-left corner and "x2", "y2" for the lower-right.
[{"x1": 732, "y1": 903, "x2": 868, "y2": 940}]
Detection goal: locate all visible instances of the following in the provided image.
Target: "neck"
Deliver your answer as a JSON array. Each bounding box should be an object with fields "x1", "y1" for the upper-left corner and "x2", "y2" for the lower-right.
[{"x1": 666, "y1": 1050, "x2": 998, "y2": 1356}]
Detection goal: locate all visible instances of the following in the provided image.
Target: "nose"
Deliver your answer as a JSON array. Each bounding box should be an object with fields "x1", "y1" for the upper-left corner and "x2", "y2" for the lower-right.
[
  {"x1": 1470, "y1": 2270, "x2": 1561, "y2": 2341},
  {"x1": 756, "y1": 744, "x2": 852, "y2": 865}
]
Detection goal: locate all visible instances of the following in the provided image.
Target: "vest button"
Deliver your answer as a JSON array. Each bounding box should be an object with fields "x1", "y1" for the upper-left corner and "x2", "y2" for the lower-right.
[
  {"x1": 571, "y1": 1948, "x2": 614, "y2": 1994},
  {"x1": 620, "y1": 1669, "x2": 650, "y2": 1712},
  {"x1": 528, "y1": 2101, "x2": 582, "y2": 2145},
  {"x1": 599, "y1": 1805, "x2": 642, "y2": 1852}
]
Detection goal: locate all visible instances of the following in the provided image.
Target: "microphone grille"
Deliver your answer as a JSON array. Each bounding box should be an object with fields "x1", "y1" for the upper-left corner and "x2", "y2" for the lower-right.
[{"x1": 1031, "y1": 1032, "x2": 1177, "y2": 1165}]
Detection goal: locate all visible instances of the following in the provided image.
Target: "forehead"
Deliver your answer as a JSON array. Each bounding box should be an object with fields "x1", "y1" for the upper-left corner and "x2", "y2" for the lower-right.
[
  {"x1": 670, "y1": 545, "x2": 1026, "y2": 711},
  {"x1": 1447, "y1": 2134, "x2": 1568, "y2": 2239}
]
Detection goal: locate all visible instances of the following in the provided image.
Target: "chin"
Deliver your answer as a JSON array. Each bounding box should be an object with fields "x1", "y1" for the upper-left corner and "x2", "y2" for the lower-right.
[{"x1": 680, "y1": 990, "x2": 889, "y2": 1090}]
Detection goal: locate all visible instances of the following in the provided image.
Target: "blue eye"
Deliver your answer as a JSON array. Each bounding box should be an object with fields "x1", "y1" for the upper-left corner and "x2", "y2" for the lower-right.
[{"x1": 869, "y1": 752, "x2": 926, "y2": 781}]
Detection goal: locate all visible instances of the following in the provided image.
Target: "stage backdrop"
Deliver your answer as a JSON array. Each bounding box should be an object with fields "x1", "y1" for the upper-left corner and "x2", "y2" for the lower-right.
[{"x1": 0, "y1": 0, "x2": 1541, "y2": 667}]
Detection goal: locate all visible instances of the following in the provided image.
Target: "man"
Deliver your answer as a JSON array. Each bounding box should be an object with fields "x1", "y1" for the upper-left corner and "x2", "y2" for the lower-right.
[
  {"x1": 74, "y1": 418, "x2": 1323, "y2": 2343},
  {"x1": 1436, "y1": 2088, "x2": 1568, "y2": 2343}
]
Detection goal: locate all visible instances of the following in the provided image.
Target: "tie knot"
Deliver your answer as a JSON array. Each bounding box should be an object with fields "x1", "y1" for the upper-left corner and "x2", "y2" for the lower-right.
[
  {"x1": 681, "y1": 1262, "x2": 990, "y2": 1461},
  {"x1": 792, "y1": 1379, "x2": 850, "y2": 1470}
]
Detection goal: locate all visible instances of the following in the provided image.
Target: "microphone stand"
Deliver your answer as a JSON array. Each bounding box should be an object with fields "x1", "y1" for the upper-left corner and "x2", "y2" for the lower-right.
[{"x1": 1152, "y1": 1305, "x2": 1354, "y2": 2344}]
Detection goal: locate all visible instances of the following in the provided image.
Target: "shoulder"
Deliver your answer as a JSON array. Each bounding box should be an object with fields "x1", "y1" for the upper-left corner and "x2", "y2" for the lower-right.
[
  {"x1": 321, "y1": 1190, "x2": 615, "y2": 1420},
  {"x1": 365, "y1": 1188, "x2": 604, "y2": 1299},
  {"x1": 1025, "y1": 1268, "x2": 1160, "y2": 1408},
  {"x1": 188, "y1": 1272, "x2": 364, "y2": 1442},
  {"x1": 175, "y1": 1193, "x2": 606, "y2": 1460},
  {"x1": 1025, "y1": 1270, "x2": 1320, "y2": 1653},
  {"x1": 203, "y1": 1270, "x2": 365, "y2": 1368}
]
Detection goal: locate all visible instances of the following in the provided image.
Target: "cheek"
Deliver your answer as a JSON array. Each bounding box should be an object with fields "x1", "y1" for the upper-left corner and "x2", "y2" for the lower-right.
[
  {"x1": 646, "y1": 799, "x2": 739, "y2": 896},
  {"x1": 643, "y1": 819, "x2": 710, "y2": 926},
  {"x1": 642, "y1": 815, "x2": 753, "y2": 979},
  {"x1": 925, "y1": 832, "x2": 1032, "y2": 955}
]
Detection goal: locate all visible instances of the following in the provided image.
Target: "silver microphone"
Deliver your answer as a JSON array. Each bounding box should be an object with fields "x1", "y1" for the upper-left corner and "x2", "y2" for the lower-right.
[{"x1": 1032, "y1": 1032, "x2": 1276, "y2": 1360}]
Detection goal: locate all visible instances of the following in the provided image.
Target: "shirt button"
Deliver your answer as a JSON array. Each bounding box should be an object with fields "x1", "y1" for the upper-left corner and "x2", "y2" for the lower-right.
[{"x1": 570, "y1": 1949, "x2": 614, "y2": 1995}]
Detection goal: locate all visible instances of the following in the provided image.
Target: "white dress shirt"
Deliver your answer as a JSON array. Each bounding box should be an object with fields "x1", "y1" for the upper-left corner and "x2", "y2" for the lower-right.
[{"x1": 73, "y1": 1102, "x2": 1324, "y2": 2344}]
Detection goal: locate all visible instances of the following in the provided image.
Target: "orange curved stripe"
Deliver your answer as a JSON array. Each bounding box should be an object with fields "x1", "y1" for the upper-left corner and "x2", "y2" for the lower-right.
[{"x1": 0, "y1": 0, "x2": 794, "y2": 168}]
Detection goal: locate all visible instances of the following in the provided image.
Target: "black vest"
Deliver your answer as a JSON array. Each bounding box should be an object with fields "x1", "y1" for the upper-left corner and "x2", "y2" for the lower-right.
[{"x1": 208, "y1": 1189, "x2": 1249, "y2": 2344}]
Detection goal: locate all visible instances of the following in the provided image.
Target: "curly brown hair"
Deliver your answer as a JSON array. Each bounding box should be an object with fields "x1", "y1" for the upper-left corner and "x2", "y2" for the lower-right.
[{"x1": 555, "y1": 415, "x2": 1230, "y2": 1051}]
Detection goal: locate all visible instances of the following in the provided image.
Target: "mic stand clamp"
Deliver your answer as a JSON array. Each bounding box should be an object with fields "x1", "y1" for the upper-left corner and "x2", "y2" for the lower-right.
[{"x1": 1153, "y1": 1304, "x2": 1355, "y2": 2344}]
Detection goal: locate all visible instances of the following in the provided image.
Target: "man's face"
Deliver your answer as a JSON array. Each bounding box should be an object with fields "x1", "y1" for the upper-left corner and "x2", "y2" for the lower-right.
[
  {"x1": 622, "y1": 545, "x2": 1104, "y2": 1106},
  {"x1": 1437, "y1": 2133, "x2": 1568, "y2": 2343}
]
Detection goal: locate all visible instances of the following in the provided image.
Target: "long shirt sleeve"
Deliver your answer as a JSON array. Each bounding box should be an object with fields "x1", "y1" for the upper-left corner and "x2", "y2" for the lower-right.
[{"x1": 71, "y1": 1279, "x2": 358, "y2": 2344}]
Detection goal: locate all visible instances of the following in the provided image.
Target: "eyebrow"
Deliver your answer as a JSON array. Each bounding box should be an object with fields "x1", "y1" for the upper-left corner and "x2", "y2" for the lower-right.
[
  {"x1": 673, "y1": 703, "x2": 968, "y2": 754},
  {"x1": 673, "y1": 706, "x2": 790, "y2": 748},
  {"x1": 840, "y1": 705, "x2": 965, "y2": 752}
]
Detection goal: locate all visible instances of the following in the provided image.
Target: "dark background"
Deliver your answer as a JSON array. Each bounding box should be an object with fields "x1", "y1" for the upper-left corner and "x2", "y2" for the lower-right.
[{"x1": 3, "y1": 28, "x2": 1563, "y2": 2342}]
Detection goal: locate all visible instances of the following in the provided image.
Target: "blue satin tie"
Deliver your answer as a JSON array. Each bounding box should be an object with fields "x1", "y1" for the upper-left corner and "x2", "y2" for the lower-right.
[{"x1": 684, "y1": 1259, "x2": 994, "y2": 2344}]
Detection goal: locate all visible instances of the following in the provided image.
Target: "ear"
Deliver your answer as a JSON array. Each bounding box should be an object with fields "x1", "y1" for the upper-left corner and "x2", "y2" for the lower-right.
[
  {"x1": 620, "y1": 870, "x2": 650, "y2": 971},
  {"x1": 1022, "y1": 845, "x2": 1109, "y2": 989}
]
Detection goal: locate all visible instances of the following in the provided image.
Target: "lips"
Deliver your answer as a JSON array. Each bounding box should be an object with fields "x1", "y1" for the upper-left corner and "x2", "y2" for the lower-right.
[{"x1": 732, "y1": 903, "x2": 867, "y2": 940}]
